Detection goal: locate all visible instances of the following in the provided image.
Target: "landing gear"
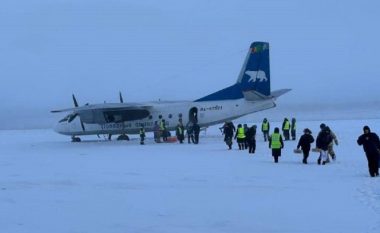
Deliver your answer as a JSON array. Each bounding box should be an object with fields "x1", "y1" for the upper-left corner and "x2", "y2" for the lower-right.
[
  {"x1": 71, "y1": 136, "x2": 81, "y2": 142},
  {"x1": 117, "y1": 134, "x2": 130, "y2": 141}
]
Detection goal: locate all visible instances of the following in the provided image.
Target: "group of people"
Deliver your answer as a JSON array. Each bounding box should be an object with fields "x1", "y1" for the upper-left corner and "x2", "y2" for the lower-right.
[
  {"x1": 223, "y1": 118, "x2": 379, "y2": 178},
  {"x1": 261, "y1": 118, "x2": 297, "y2": 142},
  {"x1": 221, "y1": 122, "x2": 256, "y2": 153},
  {"x1": 296, "y1": 123, "x2": 338, "y2": 165},
  {"x1": 141, "y1": 118, "x2": 201, "y2": 145},
  {"x1": 175, "y1": 121, "x2": 200, "y2": 144},
  {"x1": 140, "y1": 116, "x2": 379, "y2": 178}
]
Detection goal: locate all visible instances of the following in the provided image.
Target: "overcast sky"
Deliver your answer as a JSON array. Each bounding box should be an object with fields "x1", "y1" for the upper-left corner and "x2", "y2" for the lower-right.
[{"x1": 1, "y1": 0, "x2": 380, "y2": 129}]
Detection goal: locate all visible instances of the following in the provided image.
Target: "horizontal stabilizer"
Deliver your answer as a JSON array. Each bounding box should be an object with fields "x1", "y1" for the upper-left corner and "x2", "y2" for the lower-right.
[
  {"x1": 243, "y1": 88, "x2": 291, "y2": 101},
  {"x1": 270, "y1": 89, "x2": 291, "y2": 98},
  {"x1": 242, "y1": 90, "x2": 268, "y2": 101}
]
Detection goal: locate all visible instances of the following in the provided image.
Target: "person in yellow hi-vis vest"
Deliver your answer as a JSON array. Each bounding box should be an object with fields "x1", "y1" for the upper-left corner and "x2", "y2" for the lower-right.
[
  {"x1": 282, "y1": 118, "x2": 291, "y2": 140},
  {"x1": 261, "y1": 118, "x2": 270, "y2": 142},
  {"x1": 234, "y1": 124, "x2": 246, "y2": 150},
  {"x1": 269, "y1": 127, "x2": 284, "y2": 163}
]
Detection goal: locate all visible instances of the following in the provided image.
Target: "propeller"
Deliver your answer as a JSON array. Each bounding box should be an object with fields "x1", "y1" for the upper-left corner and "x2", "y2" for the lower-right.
[
  {"x1": 72, "y1": 94, "x2": 79, "y2": 107},
  {"x1": 119, "y1": 91, "x2": 124, "y2": 103},
  {"x1": 72, "y1": 94, "x2": 85, "y2": 131}
]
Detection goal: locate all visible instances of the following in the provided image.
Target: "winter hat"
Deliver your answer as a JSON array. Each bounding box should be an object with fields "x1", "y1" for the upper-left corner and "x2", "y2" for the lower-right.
[
  {"x1": 320, "y1": 123, "x2": 326, "y2": 129},
  {"x1": 363, "y1": 126, "x2": 371, "y2": 132},
  {"x1": 304, "y1": 128, "x2": 311, "y2": 134},
  {"x1": 274, "y1": 127, "x2": 280, "y2": 133}
]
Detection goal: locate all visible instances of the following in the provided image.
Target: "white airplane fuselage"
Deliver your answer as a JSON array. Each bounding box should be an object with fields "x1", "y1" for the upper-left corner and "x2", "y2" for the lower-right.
[{"x1": 54, "y1": 98, "x2": 275, "y2": 136}]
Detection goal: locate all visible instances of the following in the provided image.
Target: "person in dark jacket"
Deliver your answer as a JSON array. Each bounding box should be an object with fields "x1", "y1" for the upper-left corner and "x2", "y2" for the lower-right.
[
  {"x1": 193, "y1": 123, "x2": 200, "y2": 144},
  {"x1": 316, "y1": 126, "x2": 333, "y2": 165},
  {"x1": 186, "y1": 123, "x2": 194, "y2": 144},
  {"x1": 139, "y1": 127, "x2": 145, "y2": 145},
  {"x1": 357, "y1": 126, "x2": 380, "y2": 177},
  {"x1": 269, "y1": 127, "x2": 284, "y2": 163},
  {"x1": 223, "y1": 122, "x2": 234, "y2": 150},
  {"x1": 291, "y1": 118, "x2": 297, "y2": 140},
  {"x1": 297, "y1": 128, "x2": 314, "y2": 164},
  {"x1": 243, "y1": 124, "x2": 249, "y2": 149},
  {"x1": 246, "y1": 125, "x2": 257, "y2": 154}
]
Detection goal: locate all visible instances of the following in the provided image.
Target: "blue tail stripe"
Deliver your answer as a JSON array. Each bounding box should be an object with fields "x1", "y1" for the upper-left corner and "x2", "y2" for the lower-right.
[
  {"x1": 195, "y1": 42, "x2": 270, "y2": 102},
  {"x1": 195, "y1": 84, "x2": 243, "y2": 102}
]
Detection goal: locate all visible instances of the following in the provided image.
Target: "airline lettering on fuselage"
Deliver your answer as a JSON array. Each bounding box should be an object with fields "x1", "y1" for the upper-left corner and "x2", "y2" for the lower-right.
[
  {"x1": 200, "y1": 105, "x2": 223, "y2": 112},
  {"x1": 100, "y1": 121, "x2": 167, "y2": 130}
]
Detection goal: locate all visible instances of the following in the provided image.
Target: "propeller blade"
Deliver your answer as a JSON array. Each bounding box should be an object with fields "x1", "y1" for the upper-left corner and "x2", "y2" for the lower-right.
[
  {"x1": 119, "y1": 92, "x2": 124, "y2": 103},
  {"x1": 72, "y1": 94, "x2": 79, "y2": 107},
  {"x1": 80, "y1": 120, "x2": 85, "y2": 131}
]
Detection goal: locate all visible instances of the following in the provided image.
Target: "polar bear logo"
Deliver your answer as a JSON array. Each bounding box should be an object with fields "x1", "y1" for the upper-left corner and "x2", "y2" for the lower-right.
[{"x1": 245, "y1": 70, "x2": 268, "y2": 82}]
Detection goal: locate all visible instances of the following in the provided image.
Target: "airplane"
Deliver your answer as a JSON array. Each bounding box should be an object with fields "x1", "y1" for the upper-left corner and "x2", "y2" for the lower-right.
[{"x1": 52, "y1": 41, "x2": 291, "y2": 142}]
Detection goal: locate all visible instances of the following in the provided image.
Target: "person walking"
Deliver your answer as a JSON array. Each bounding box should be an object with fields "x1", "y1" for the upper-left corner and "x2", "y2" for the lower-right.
[
  {"x1": 327, "y1": 126, "x2": 339, "y2": 161},
  {"x1": 316, "y1": 126, "x2": 333, "y2": 165},
  {"x1": 297, "y1": 128, "x2": 314, "y2": 164},
  {"x1": 261, "y1": 118, "x2": 270, "y2": 142},
  {"x1": 357, "y1": 126, "x2": 380, "y2": 177},
  {"x1": 235, "y1": 124, "x2": 246, "y2": 150},
  {"x1": 269, "y1": 127, "x2": 284, "y2": 163},
  {"x1": 222, "y1": 122, "x2": 234, "y2": 150},
  {"x1": 291, "y1": 118, "x2": 297, "y2": 140},
  {"x1": 246, "y1": 125, "x2": 257, "y2": 154},
  {"x1": 282, "y1": 118, "x2": 291, "y2": 140}
]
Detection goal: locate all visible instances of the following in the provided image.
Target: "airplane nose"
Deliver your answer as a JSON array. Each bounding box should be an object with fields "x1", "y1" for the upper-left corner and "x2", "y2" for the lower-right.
[{"x1": 54, "y1": 123, "x2": 66, "y2": 134}]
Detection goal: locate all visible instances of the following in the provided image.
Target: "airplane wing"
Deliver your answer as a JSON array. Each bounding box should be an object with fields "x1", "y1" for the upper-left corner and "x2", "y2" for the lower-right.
[{"x1": 51, "y1": 103, "x2": 153, "y2": 124}]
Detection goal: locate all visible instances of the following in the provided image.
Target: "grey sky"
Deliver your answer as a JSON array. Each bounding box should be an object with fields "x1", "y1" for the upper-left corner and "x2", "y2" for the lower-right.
[{"x1": 1, "y1": 0, "x2": 380, "y2": 129}]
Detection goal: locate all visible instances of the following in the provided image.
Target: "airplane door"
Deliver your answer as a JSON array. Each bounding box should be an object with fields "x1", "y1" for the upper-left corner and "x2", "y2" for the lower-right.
[{"x1": 189, "y1": 107, "x2": 198, "y2": 124}]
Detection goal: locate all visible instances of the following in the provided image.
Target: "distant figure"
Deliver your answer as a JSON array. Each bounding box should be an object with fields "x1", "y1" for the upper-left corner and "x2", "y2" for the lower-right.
[
  {"x1": 269, "y1": 127, "x2": 284, "y2": 163},
  {"x1": 186, "y1": 122, "x2": 194, "y2": 144},
  {"x1": 297, "y1": 128, "x2": 314, "y2": 164},
  {"x1": 246, "y1": 125, "x2": 257, "y2": 154},
  {"x1": 153, "y1": 121, "x2": 161, "y2": 143},
  {"x1": 327, "y1": 126, "x2": 339, "y2": 161},
  {"x1": 176, "y1": 122, "x2": 185, "y2": 144},
  {"x1": 291, "y1": 118, "x2": 296, "y2": 140},
  {"x1": 160, "y1": 119, "x2": 168, "y2": 142},
  {"x1": 193, "y1": 123, "x2": 200, "y2": 144},
  {"x1": 316, "y1": 126, "x2": 333, "y2": 165},
  {"x1": 139, "y1": 127, "x2": 145, "y2": 145},
  {"x1": 261, "y1": 118, "x2": 270, "y2": 142},
  {"x1": 357, "y1": 126, "x2": 380, "y2": 177},
  {"x1": 243, "y1": 124, "x2": 249, "y2": 149},
  {"x1": 222, "y1": 122, "x2": 234, "y2": 150},
  {"x1": 282, "y1": 118, "x2": 291, "y2": 140},
  {"x1": 235, "y1": 124, "x2": 246, "y2": 150}
]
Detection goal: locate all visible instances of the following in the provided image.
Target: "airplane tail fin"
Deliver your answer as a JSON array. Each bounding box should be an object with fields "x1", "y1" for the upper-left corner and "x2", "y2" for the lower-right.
[
  {"x1": 195, "y1": 42, "x2": 271, "y2": 102},
  {"x1": 237, "y1": 42, "x2": 270, "y2": 95}
]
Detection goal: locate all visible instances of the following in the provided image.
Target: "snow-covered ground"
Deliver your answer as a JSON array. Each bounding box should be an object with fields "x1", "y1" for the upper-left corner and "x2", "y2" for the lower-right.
[{"x1": 1, "y1": 118, "x2": 380, "y2": 233}]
